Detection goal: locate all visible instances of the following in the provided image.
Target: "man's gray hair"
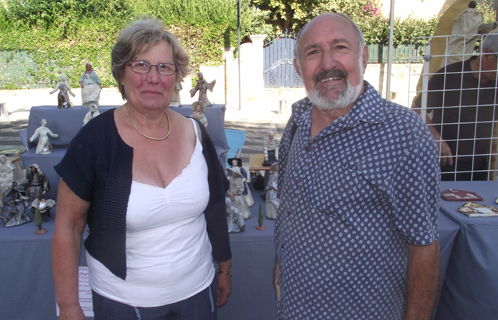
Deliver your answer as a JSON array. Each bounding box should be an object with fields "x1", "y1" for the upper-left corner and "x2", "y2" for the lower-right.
[
  {"x1": 293, "y1": 13, "x2": 366, "y2": 62},
  {"x1": 482, "y1": 32, "x2": 498, "y2": 56}
]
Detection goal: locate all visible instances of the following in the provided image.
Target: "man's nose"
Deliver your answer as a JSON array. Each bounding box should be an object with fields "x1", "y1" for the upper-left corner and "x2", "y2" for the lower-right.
[{"x1": 320, "y1": 50, "x2": 339, "y2": 70}]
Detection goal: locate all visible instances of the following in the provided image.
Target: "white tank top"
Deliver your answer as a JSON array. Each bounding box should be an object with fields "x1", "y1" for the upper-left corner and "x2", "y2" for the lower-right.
[{"x1": 86, "y1": 119, "x2": 213, "y2": 307}]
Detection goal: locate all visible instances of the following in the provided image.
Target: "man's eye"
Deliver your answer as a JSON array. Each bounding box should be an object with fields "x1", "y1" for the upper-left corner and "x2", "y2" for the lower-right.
[
  {"x1": 135, "y1": 62, "x2": 147, "y2": 67},
  {"x1": 307, "y1": 50, "x2": 317, "y2": 56}
]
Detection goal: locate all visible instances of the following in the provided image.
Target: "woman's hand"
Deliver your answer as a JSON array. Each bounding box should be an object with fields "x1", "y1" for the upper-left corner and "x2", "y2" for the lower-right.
[
  {"x1": 216, "y1": 260, "x2": 232, "y2": 306},
  {"x1": 58, "y1": 305, "x2": 86, "y2": 320}
]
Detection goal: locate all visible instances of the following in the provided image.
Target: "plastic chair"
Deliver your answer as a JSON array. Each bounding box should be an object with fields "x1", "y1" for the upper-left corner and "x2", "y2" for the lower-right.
[{"x1": 225, "y1": 129, "x2": 246, "y2": 167}]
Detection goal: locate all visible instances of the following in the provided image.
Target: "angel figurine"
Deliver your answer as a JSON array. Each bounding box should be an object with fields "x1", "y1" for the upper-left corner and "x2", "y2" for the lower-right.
[
  {"x1": 50, "y1": 74, "x2": 75, "y2": 109},
  {"x1": 190, "y1": 101, "x2": 208, "y2": 128},
  {"x1": 227, "y1": 166, "x2": 251, "y2": 220},
  {"x1": 190, "y1": 72, "x2": 216, "y2": 107},
  {"x1": 29, "y1": 119, "x2": 59, "y2": 154}
]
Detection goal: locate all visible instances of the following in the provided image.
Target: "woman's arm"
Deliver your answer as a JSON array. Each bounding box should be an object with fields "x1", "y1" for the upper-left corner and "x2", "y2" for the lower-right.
[{"x1": 51, "y1": 179, "x2": 90, "y2": 320}]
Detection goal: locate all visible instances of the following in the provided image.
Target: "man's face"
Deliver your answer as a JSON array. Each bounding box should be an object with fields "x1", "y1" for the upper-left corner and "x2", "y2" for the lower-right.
[
  {"x1": 268, "y1": 132, "x2": 274, "y2": 140},
  {"x1": 86, "y1": 64, "x2": 92, "y2": 71},
  {"x1": 480, "y1": 52, "x2": 497, "y2": 82},
  {"x1": 294, "y1": 14, "x2": 368, "y2": 110}
]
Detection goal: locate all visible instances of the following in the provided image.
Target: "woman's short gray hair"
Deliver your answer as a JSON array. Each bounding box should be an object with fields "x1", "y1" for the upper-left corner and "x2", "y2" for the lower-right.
[{"x1": 111, "y1": 19, "x2": 192, "y2": 100}]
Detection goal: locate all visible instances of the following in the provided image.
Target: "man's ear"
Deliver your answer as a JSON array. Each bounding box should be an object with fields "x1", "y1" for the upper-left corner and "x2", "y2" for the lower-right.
[
  {"x1": 293, "y1": 59, "x2": 302, "y2": 77},
  {"x1": 362, "y1": 45, "x2": 369, "y2": 72}
]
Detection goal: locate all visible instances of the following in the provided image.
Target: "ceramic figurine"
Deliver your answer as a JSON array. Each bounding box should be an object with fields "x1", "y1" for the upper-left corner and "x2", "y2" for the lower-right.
[
  {"x1": 227, "y1": 158, "x2": 253, "y2": 206},
  {"x1": 263, "y1": 130, "x2": 279, "y2": 166},
  {"x1": 0, "y1": 155, "x2": 15, "y2": 208},
  {"x1": 256, "y1": 202, "x2": 266, "y2": 230},
  {"x1": 83, "y1": 103, "x2": 100, "y2": 125},
  {"x1": 190, "y1": 101, "x2": 208, "y2": 128},
  {"x1": 32, "y1": 198, "x2": 56, "y2": 234},
  {"x1": 1, "y1": 181, "x2": 30, "y2": 227},
  {"x1": 265, "y1": 162, "x2": 279, "y2": 220},
  {"x1": 25, "y1": 164, "x2": 50, "y2": 202},
  {"x1": 50, "y1": 74, "x2": 75, "y2": 109},
  {"x1": 79, "y1": 62, "x2": 102, "y2": 108},
  {"x1": 227, "y1": 166, "x2": 251, "y2": 220},
  {"x1": 29, "y1": 119, "x2": 59, "y2": 154},
  {"x1": 189, "y1": 72, "x2": 216, "y2": 107},
  {"x1": 169, "y1": 83, "x2": 183, "y2": 107},
  {"x1": 225, "y1": 197, "x2": 245, "y2": 233}
]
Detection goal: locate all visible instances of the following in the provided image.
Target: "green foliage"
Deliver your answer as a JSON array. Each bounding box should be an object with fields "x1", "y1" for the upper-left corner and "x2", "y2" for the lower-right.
[{"x1": 477, "y1": 1, "x2": 497, "y2": 24}]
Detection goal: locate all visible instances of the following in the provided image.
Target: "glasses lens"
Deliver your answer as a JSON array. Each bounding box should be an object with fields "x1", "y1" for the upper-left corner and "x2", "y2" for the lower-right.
[
  {"x1": 131, "y1": 62, "x2": 150, "y2": 73},
  {"x1": 157, "y1": 63, "x2": 176, "y2": 75}
]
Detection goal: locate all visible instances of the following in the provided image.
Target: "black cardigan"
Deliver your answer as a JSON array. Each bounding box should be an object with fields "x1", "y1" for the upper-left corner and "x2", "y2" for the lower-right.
[{"x1": 55, "y1": 109, "x2": 231, "y2": 280}]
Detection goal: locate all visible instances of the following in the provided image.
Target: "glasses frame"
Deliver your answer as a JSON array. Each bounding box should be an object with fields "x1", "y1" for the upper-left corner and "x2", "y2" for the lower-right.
[{"x1": 125, "y1": 61, "x2": 178, "y2": 76}]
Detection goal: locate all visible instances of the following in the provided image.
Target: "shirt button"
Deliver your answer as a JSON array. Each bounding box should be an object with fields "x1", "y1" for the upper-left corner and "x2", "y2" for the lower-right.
[
  {"x1": 287, "y1": 211, "x2": 291, "y2": 216},
  {"x1": 294, "y1": 179, "x2": 299, "y2": 185},
  {"x1": 305, "y1": 146, "x2": 310, "y2": 152},
  {"x1": 281, "y1": 244, "x2": 285, "y2": 249}
]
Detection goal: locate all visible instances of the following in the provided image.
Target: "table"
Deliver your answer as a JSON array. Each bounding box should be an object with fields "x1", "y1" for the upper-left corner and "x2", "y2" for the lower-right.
[
  {"x1": 21, "y1": 105, "x2": 228, "y2": 200},
  {"x1": 435, "y1": 181, "x2": 498, "y2": 320},
  {"x1": 0, "y1": 185, "x2": 468, "y2": 320},
  {"x1": 248, "y1": 154, "x2": 270, "y2": 172},
  {"x1": 0, "y1": 188, "x2": 276, "y2": 320}
]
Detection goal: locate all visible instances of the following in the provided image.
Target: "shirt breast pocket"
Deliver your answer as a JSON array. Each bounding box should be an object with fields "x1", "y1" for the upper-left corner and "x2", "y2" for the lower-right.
[{"x1": 307, "y1": 165, "x2": 362, "y2": 219}]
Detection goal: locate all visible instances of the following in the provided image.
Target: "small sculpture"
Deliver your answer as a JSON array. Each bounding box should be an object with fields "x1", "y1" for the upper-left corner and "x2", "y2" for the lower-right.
[
  {"x1": 256, "y1": 202, "x2": 266, "y2": 231},
  {"x1": 0, "y1": 155, "x2": 15, "y2": 207},
  {"x1": 32, "y1": 198, "x2": 56, "y2": 234},
  {"x1": 227, "y1": 166, "x2": 251, "y2": 220},
  {"x1": 227, "y1": 158, "x2": 253, "y2": 206},
  {"x1": 1, "y1": 181, "x2": 30, "y2": 227},
  {"x1": 190, "y1": 101, "x2": 208, "y2": 128},
  {"x1": 29, "y1": 119, "x2": 59, "y2": 154},
  {"x1": 263, "y1": 130, "x2": 279, "y2": 166},
  {"x1": 50, "y1": 74, "x2": 75, "y2": 109},
  {"x1": 83, "y1": 103, "x2": 100, "y2": 125},
  {"x1": 190, "y1": 72, "x2": 216, "y2": 107},
  {"x1": 79, "y1": 62, "x2": 102, "y2": 108},
  {"x1": 225, "y1": 197, "x2": 245, "y2": 233},
  {"x1": 169, "y1": 83, "x2": 183, "y2": 107},
  {"x1": 265, "y1": 162, "x2": 279, "y2": 220},
  {"x1": 25, "y1": 164, "x2": 50, "y2": 202}
]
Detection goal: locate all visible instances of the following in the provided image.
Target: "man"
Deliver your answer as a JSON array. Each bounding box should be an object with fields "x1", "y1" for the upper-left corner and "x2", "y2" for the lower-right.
[
  {"x1": 275, "y1": 13, "x2": 441, "y2": 319},
  {"x1": 413, "y1": 33, "x2": 498, "y2": 181}
]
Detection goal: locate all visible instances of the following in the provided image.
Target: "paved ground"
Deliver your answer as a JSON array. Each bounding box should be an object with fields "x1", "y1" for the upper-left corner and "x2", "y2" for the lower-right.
[{"x1": 0, "y1": 88, "x2": 306, "y2": 168}]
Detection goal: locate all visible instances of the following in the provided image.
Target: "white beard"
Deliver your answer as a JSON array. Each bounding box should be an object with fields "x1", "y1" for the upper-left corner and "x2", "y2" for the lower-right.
[{"x1": 306, "y1": 59, "x2": 364, "y2": 111}]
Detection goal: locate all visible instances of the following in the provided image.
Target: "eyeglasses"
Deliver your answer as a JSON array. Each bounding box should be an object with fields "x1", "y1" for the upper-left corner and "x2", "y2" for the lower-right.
[{"x1": 125, "y1": 61, "x2": 177, "y2": 76}]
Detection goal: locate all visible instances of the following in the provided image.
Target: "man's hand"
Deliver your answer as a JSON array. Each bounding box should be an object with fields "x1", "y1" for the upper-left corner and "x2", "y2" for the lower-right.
[{"x1": 436, "y1": 139, "x2": 453, "y2": 166}]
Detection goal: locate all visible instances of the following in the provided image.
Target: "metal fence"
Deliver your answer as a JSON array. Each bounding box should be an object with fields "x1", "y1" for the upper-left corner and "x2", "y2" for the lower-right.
[{"x1": 409, "y1": 34, "x2": 498, "y2": 181}]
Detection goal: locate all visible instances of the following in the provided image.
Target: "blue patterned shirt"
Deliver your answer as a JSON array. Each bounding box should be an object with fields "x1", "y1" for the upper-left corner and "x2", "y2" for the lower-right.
[{"x1": 275, "y1": 82, "x2": 440, "y2": 319}]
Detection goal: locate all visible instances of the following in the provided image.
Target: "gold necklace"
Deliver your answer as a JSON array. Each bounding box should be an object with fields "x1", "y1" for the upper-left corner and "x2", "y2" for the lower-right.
[{"x1": 125, "y1": 104, "x2": 171, "y2": 141}]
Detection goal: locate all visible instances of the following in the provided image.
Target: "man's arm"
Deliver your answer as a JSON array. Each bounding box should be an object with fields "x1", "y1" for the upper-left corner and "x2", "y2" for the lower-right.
[
  {"x1": 411, "y1": 102, "x2": 453, "y2": 166},
  {"x1": 403, "y1": 241, "x2": 440, "y2": 320}
]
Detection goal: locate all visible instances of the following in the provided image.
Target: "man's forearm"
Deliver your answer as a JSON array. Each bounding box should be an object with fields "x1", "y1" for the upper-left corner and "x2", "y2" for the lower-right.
[{"x1": 404, "y1": 241, "x2": 440, "y2": 320}]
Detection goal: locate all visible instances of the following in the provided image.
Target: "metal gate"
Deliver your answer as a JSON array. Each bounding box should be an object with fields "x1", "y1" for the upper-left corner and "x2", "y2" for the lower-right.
[{"x1": 263, "y1": 31, "x2": 303, "y2": 88}]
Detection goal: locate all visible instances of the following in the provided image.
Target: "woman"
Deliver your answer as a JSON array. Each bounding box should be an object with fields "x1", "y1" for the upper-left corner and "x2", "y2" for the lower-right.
[
  {"x1": 52, "y1": 19, "x2": 232, "y2": 320},
  {"x1": 79, "y1": 62, "x2": 102, "y2": 108}
]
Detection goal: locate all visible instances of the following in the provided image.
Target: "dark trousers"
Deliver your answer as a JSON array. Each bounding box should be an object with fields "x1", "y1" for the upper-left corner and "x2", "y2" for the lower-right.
[{"x1": 92, "y1": 276, "x2": 218, "y2": 320}]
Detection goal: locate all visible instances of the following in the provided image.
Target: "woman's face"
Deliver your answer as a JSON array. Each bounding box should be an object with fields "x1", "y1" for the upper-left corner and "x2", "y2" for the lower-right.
[{"x1": 120, "y1": 40, "x2": 176, "y2": 113}]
